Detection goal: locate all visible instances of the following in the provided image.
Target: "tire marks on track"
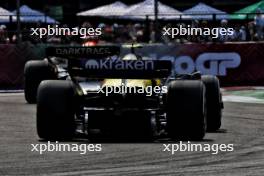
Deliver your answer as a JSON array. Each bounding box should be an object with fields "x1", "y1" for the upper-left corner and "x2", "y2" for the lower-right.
[{"x1": 0, "y1": 94, "x2": 263, "y2": 175}]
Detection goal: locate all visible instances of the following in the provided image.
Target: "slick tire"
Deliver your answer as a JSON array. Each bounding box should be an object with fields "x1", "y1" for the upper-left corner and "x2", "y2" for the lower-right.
[
  {"x1": 202, "y1": 75, "x2": 223, "y2": 131},
  {"x1": 24, "y1": 59, "x2": 56, "y2": 104},
  {"x1": 37, "y1": 80, "x2": 76, "y2": 140},
  {"x1": 166, "y1": 80, "x2": 206, "y2": 141}
]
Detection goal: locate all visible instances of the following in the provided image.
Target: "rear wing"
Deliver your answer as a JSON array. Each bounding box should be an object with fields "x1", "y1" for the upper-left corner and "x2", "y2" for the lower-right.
[
  {"x1": 70, "y1": 59, "x2": 172, "y2": 79},
  {"x1": 46, "y1": 46, "x2": 120, "y2": 58},
  {"x1": 46, "y1": 46, "x2": 172, "y2": 79}
]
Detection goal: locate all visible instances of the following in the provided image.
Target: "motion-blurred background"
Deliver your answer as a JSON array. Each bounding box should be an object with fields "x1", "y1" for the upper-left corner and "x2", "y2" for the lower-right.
[
  {"x1": 0, "y1": 0, "x2": 264, "y2": 89},
  {"x1": 0, "y1": 0, "x2": 264, "y2": 43}
]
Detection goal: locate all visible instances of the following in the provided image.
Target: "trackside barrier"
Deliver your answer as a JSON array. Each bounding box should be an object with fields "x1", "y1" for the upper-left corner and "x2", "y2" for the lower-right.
[
  {"x1": 0, "y1": 43, "x2": 45, "y2": 89},
  {"x1": 121, "y1": 42, "x2": 264, "y2": 86},
  {"x1": 0, "y1": 42, "x2": 264, "y2": 89}
]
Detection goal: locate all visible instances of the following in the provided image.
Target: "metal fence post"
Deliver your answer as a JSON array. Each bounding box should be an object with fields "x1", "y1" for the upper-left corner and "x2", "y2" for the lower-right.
[{"x1": 16, "y1": 0, "x2": 21, "y2": 44}]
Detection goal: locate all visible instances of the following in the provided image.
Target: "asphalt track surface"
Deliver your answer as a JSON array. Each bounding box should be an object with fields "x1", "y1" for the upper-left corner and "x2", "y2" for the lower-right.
[{"x1": 0, "y1": 93, "x2": 264, "y2": 176}]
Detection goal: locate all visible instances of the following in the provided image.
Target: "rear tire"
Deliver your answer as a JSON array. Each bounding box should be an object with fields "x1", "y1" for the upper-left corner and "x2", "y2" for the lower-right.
[
  {"x1": 24, "y1": 59, "x2": 56, "y2": 104},
  {"x1": 202, "y1": 75, "x2": 223, "y2": 131},
  {"x1": 37, "y1": 80, "x2": 76, "y2": 140},
  {"x1": 166, "y1": 80, "x2": 206, "y2": 141}
]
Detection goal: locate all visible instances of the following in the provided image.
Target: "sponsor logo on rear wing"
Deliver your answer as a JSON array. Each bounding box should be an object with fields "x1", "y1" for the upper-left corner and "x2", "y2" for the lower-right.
[
  {"x1": 85, "y1": 59, "x2": 154, "y2": 70},
  {"x1": 70, "y1": 59, "x2": 172, "y2": 79},
  {"x1": 46, "y1": 46, "x2": 120, "y2": 58}
]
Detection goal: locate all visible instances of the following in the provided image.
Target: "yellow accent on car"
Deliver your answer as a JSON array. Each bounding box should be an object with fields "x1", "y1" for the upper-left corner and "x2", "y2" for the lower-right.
[{"x1": 103, "y1": 79, "x2": 160, "y2": 87}]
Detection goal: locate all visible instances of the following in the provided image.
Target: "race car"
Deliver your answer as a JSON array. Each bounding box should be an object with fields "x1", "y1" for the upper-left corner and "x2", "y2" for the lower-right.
[{"x1": 24, "y1": 45, "x2": 223, "y2": 141}]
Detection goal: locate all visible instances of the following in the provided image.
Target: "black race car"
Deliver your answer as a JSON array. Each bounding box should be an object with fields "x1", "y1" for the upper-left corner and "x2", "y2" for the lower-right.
[{"x1": 24, "y1": 45, "x2": 223, "y2": 141}]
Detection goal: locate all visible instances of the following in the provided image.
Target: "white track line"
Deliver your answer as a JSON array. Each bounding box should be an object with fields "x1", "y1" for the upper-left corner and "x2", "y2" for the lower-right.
[{"x1": 223, "y1": 95, "x2": 264, "y2": 104}]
